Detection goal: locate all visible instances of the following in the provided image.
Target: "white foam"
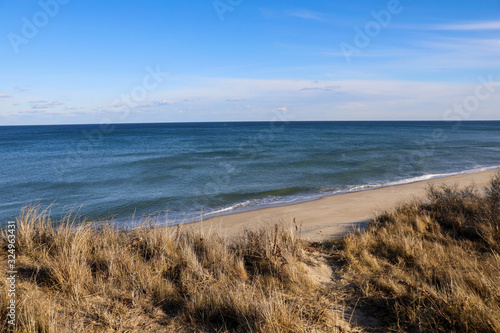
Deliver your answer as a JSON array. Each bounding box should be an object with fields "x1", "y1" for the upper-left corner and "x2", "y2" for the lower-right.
[
  {"x1": 206, "y1": 200, "x2": 254, "y2": 215},
  {"x1": 170, "y1": 165, "x2": 500, "y2": 223},
  {"x1": 376, "y1": 165, "x2": 500, "y2": 189}
]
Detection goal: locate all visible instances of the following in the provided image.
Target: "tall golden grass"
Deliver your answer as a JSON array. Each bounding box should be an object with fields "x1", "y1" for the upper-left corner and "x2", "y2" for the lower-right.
[
  {"x1": 0, "y1": 208, "x2": 346, "y2": 332},
  {"x1": 1, "y1": 172, "x2": 499, "y2": 332},
  {"x1": 336, "y1": 172, "x2": 500, "y2": 332}
]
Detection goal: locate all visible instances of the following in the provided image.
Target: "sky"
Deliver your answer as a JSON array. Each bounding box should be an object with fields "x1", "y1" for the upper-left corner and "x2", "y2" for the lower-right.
[{"x1": 0, "y1": 0, "x2": 499, "y2": 125}]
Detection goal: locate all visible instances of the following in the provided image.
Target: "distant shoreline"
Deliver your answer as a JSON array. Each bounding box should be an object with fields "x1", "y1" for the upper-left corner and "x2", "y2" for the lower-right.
[
  {"x1": 199, "y1": 165, "x2": 500, "y2": 222},
  {"x1": 183, "y1": 168, "x2": 500, "y2": 242}
]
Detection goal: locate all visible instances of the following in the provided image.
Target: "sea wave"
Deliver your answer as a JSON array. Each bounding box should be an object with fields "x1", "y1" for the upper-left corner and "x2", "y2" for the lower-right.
[
  {"x1": 198, "y1": 165, "x2": 500, "y2": 220},
  {"x1": 376, "y1": 165, "x2": 500, "y2": 188}
]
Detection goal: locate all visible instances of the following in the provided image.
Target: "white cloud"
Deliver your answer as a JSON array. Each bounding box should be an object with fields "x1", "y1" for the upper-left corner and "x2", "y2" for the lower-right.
[
  {"x1": 396, "y1": 37, "x2": 500, "y2": 70},
  {"x1": 164, "y1": 77, "x2": 498, "y2": 118},
  {"x1": 31, "y1": 101, "x2": 64, "y2": 109},
  {"x1": 428, "y1": 21, "x2": 500, "y2": 31},
  {"x1": 326, "y1": 35, "x2": 500, "y2": 71},
  {"x1": 18, "y1": 110, "x2": 46, "y2": 114},
  {"x1": 0, "y1": 94, "x2": 11, "y2": 98},
  {"x1": 141, "y1": 100, "x2": 179, "y2": 108},
  {"x1": 418, "y1": 38, "x2": 500, "y2": 53},
  {"x1": 9, "y1": 75, "x2": 500, "y2": 123},
  {"x1": 288, "y1": 10, "x2": 326, "y2": 22},
  {"x1": 300, "y1": 85, "x2": 341, "y2": 92},
  {"x1": 157, "y1": 100, "x2": 177, "y2": 105}
]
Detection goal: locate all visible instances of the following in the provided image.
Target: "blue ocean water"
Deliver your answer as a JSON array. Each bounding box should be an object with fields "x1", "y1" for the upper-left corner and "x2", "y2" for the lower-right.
[{"x1": 1, "y1": 121, "x2": 499, "y2": 227}]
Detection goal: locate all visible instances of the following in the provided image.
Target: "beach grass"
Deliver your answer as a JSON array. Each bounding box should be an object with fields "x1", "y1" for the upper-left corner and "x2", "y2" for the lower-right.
[
  {"x1": 1, "y1": 172, "x2": 499, "y2": 332},
  {"x1": 0, "y1": 208, "x2": 347, "y2": 332},
  {"x1": 335, "y1": 171, "x2": 500, "y2": 332}
]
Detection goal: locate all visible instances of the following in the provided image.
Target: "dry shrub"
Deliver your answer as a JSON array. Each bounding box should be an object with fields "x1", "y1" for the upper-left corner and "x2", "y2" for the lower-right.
[
  {"x1": 0, "y1": 209, "x2": 343, "y2": 332},
  {"x1": 338, "y1": 173, "x2": 500, "y2": 332},
  {"x1": 6, "y1": 172, "x2": 496, "y2": 332}
]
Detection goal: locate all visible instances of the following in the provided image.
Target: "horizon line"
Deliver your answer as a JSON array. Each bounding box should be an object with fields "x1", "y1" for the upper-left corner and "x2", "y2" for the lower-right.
[{"x1": 1, "y1": 119, "x2": 500, "y2": 127}]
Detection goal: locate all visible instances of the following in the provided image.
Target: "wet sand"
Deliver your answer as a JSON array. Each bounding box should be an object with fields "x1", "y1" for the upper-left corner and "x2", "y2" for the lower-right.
[{"x1": 182, "y1": 168, "x2": 499, "y2": 241}]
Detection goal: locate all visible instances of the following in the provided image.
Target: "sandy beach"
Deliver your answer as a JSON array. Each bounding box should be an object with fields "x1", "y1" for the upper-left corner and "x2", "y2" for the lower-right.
[{"x1": 185, "y1": 168, "x2": 500, "y2": 241}]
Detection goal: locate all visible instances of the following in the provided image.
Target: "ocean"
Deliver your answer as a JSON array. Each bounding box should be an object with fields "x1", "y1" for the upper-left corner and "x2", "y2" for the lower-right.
[{"x1": 1, "y1": 121, "x2": 499, "y2": 227}]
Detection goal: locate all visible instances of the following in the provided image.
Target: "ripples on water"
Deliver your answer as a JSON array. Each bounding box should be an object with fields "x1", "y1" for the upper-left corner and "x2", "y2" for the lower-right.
[{"x1": 1, "y1": 121, "x2": 499, "y2": 226}]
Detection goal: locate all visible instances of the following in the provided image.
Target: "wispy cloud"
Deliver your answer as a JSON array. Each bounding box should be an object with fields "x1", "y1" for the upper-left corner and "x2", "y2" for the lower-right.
[
  {"x1": 140, "y1": 100, "x2": 178, "y2": 108},
  {"x1": 16, "y1": 110, "x2": 64, "y2": 118},
  {"x1": 300, "y1": 85, "x2": 341, "y2": 92},
  {"x1": 14, "y1": 86, "x2": 29, "y2": 92},
  {"x1": 10, "y1": 77, "x2": 500, "y2": 122},
  {"x1": 226, "y1": 98, "x2": 243, "y2": 102},
  {"x1": 418, "y1": 37, "x2": 500, "y2": 53},
  {"x1": 18, "y1": 110, "x2": 48, "y2": 115},
  {"x1": 0, "y1": 94, "x2": 11, "y2": 98},
  {"x1": 31, "y1": 101, "x2": 64, "y2": 109},
  {"x1": 325, "y1": 34, "x2": 500, "y2": 71},
  {"x1": 429, "y1": 21, "x2": 500, "y2": 31},
  {"x1": 16, "y1": 109, "x2": 97, "y2": 118},
  {"x1": 260, "y1": 8, "x2": 327, "y2": 22},
  {"x1": 288, "y1": 9, "x2": 326, "y2": 22}
]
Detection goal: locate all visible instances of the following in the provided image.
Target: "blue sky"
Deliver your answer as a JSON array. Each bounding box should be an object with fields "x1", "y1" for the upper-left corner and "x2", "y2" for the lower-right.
[{"x1": 1, "y1": 0, "x2": 499, "y2": 125}]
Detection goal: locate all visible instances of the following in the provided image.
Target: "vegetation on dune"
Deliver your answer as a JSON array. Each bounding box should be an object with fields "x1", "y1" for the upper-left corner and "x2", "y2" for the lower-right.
[
  {"x1": 0, "y1": 172, "x2": 499, "y2": 332},
  {"x1": 0, "y1": 208, "x2": 347, "y2": 332},
  {"x1": 336, "y1": 172, "x2": 500, "y2": 332}
]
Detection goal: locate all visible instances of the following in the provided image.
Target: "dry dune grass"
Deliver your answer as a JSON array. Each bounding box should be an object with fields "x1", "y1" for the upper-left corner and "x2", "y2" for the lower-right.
[
  {"x1": 336, "y1": 172, "x2": 500, "y2": 332},
  {"x1": 0, "y1": 207, "x2": 349, "y2": 332},
  {"x1": 1, "y1": 172, "x2": 499, "y2": 332}
]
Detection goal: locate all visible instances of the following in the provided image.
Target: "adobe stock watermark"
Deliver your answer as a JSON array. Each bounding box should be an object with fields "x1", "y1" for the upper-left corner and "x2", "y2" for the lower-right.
[
  {"x1": 110, "y1": 65, "x2": 169, "y2": 121},
  {"x1": 340, "y1": 0, "x2": 411, "y2": 63},
  {"x1": 7, "y1": 0, "x2": 71, "y2": 54},
  {"x1": 442, "y1": 74, "x2": 498, "y2": 126},
  {"x1": 6, "y1": 221, "x2": 17, "y2": 327},
  {"x1": 213, "y1": 0, "x2": 244, "y2": 21},
  {"x1": 51, "y1": 65, "x2": 168, "y2": 180}
]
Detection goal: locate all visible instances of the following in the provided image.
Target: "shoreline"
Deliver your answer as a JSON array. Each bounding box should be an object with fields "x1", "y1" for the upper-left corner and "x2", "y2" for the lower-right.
[
  {"x1": 182, "y1": 168, "x2": 499, "y2": 241},
  {"x1": 200, "y1": 165, "x2": 500, "y2": 220}
]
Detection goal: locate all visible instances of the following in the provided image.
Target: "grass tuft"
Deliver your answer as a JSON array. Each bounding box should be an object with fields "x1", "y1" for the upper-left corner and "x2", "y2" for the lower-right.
[
  {"x1": 336, "y1": 172, "x2": 500, "y2": 332},
  {"x1": 2, "y1": 172, "x2": 499, "y2": 332},
  {"x1": 1, "y1": 210, "x2": 344, "y2": 332}
]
